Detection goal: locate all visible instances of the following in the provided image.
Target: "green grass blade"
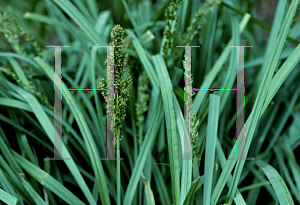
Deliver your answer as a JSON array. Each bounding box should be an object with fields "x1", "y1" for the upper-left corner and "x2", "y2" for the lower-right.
[
  {"x1": 121, "y1": 0, "x2": 145, "y2": 47},
  {"x1": 86, "y1": 0, "x2": 98, "y2": 19},
  {"x1": 11, "y1": 84, "x2": 96, "y2": 204},
  {"x1": 123, "y1": 89, "x2": 164, "y2": 204},
  {"x1": 20, "y1": 176, "x2": 47, "y2": 205},
  {"x1": 215, "y1": 138, "x2": 248, "y2": 205},
  {"x1": 255, "y1": 160, "x2": 295, "y2": 205},
  {"x1": 0, "y1": 168, "x2": 18, "y2": 200},
  {"x1": 8, "y1": 58, "x2": 29, "y2": 86},
  {"x1": 153, "y1": 54, "x2": 180, "y2": 205},
  {"x1": 281, "y1": 138, "x2": 300, "y2": 194},
  {"x1": 0, "y1": 128, "x2": 22, "y2": 174},
  {"x1": 125, "y1": 29, "x2": 159, "y2": 88},
  {"x1": 274, "y1": 145, "x2": 300, "y2": 203},
  {"x1": 175, "y1": 91, "x2": 192, "y2": 205},
  {"x1": 0, "y1": 188, "x2": 18, "y2": 205},
  {"x1": 226, "y1": 1, "x2": 300, "y2": 203},
  {"x1": 23, "y1": 12, "x2": 68, "y2": 29},
  {"x1": 0, "y1": 53, "x2": 41, "y2": 71},
  {"x1": 255, "y1": 0, "x2": 287, "y2": 91},
  {"x1": 203, "y1": 94, "x2": 220, "y2": 205},
  {"x1": 141, "y1": 172, "x2": 156, "y2": 205},
  {"x1": 20, "y1": 134, "x2": 39, "y2": 166},
  {"x1": 34, "y1": 57, "x2": 110, "y2": 205},
  {"x1": 94, "y1": 11, "x2": 111, "y2": 35},
  {"x1": 152, "y1": 158, "x2": 172, "y2": 205},
  {"x1": 52, "y1": 0, "x2": 104, "y2": 45},
  {"x1": 13, "y1": 152, "x2": 86, "y2": 205},
  {"x1": 261, "y1": 43, "x2": 300, "y2": 116},
  {"x1": 72, "y1": 0, "x2": 95, "y2": 24},
  {"x1": 183, "y1": 176, "x2": 204, "y2": 205},
  {"x1": 0, "y1": 155, "x2": 31, "y2": 204}
]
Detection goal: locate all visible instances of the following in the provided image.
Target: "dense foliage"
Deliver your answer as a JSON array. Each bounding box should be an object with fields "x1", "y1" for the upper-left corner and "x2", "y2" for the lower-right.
[{"x1": 0, "y1": 0, "x2": 300, "y2": 204}]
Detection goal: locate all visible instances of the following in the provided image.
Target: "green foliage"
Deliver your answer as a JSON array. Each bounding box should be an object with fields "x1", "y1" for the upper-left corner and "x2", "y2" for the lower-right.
[
  {"x1": 182, "y1": 0, "x2": 221, "y2": 46},
  {"x1": 0, "y1": 10, "x2": 42, "y2": 56},
  {"x1": 0, "y1": 0, "x2": 300, "y2": 205},
  {"x1": 135, "y1": 69, "x2": 150, "y2": 147},
  {"x1": 162, "y1": 0, "x2": 183, "y2": 59}
]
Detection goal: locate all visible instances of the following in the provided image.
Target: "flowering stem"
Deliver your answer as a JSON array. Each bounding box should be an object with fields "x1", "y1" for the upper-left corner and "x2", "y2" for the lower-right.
[
  {"x1": 138, "y1": 126, "x2": 143, "y2": 151},
  {"x1": 116, "y1": 128, "x2": 121, "y2": 205},
  {"x1": 116, "y1": 93, "x2": 121, "y2": 205}
]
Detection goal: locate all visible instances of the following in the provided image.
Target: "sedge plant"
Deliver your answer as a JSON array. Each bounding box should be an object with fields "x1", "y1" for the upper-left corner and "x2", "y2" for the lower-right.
[{"x1": 0, "y1": 0, "x2": 299, "y2": 205}]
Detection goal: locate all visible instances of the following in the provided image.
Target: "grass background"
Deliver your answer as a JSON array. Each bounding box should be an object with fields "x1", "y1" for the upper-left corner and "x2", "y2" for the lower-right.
[{"x1": 0, "y1": 0, "x2": 300, "y2": 204}]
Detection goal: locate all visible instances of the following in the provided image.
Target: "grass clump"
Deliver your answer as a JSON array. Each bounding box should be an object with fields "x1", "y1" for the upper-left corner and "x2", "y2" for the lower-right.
[{"x1": 0, "y1": 0, "x2": 300, "y2": 205}]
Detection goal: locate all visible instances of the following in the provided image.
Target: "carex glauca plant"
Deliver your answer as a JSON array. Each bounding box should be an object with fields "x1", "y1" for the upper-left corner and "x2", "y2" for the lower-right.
[
  {"x1": 1, "y1": 0, "x2": 300, "y2": 204},
  {"x1": 100, "y1": 24, "x2": 132, "y2": 147},
  {"x1": 100, "y1": 24, "x2": 132, "y2": 205}
]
